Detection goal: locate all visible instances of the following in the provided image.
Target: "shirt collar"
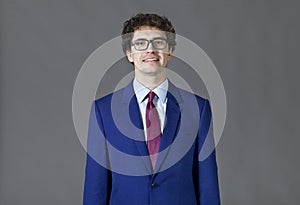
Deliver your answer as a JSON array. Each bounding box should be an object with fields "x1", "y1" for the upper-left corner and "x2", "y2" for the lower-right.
[{"x1": 133, "y1": 78, "x2": 168, "y2": 104}]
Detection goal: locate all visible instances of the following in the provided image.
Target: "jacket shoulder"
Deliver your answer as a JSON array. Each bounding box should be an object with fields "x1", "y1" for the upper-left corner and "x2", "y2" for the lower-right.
[
  {"x1": 176, "y1": 86, "x2": 208, "y2": 107},
  {"x1": 94, "y1": 87, "x2": 125, "y2": 108}
]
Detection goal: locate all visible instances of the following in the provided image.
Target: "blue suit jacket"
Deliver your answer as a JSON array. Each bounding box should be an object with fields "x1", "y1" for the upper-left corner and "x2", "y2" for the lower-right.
[{"x1": 83, "y1": 81, "x2": 220, "y2": 205}]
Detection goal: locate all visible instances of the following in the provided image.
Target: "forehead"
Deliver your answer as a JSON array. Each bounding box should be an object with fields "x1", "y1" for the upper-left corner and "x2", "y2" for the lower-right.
[{"x1": 132, "y1": 26, "x2": 167, "y2": 40}]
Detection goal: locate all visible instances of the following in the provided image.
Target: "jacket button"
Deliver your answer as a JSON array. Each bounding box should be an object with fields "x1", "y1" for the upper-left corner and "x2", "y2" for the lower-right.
[{"x1": 151, "y1": 183, "x2": 159, "y2": 188}]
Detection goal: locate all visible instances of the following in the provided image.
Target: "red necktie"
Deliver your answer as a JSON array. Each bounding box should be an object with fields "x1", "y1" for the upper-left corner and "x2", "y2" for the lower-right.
[{"x1": 146, "y1": 91, "x2": 162, "y2": 169}]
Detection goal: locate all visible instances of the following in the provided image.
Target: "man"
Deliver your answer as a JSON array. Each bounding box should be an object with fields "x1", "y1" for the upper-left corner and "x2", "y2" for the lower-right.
[{"x1": 83, "y1": 13, "x2": 221, "y2": 205}]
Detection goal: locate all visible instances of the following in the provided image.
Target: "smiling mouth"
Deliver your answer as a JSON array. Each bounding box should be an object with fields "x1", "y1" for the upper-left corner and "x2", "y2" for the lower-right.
[{"x1": 143, "y1": 58, "x2": 159, "y2": 62}]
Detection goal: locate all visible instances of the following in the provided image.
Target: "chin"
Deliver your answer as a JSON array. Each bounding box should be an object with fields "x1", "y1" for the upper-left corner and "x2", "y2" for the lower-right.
[{"x1": 141, "y1": 66, "x2": 164, "y2": 73}]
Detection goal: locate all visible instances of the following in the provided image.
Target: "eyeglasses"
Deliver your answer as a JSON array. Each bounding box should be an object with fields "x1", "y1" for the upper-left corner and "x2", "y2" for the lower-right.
[{"x1": 131, "y1": 38, "x2": 168, "y2": 51}]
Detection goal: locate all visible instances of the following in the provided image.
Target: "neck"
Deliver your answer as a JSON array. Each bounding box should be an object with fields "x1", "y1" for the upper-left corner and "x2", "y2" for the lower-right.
[{"x1": 135, "y1": 70, "x2": 166, "y2": 90}]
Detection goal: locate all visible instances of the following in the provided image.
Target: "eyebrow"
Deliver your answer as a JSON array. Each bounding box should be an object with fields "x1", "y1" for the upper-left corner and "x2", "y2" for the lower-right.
[{"x1": 132, "y1": 37, "x2": 167, "y2": 41}]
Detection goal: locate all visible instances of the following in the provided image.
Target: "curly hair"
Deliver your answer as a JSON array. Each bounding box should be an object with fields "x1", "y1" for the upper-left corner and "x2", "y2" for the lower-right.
[{"x1": 121, "y1": 13, "x2": 176, "y2": 54}]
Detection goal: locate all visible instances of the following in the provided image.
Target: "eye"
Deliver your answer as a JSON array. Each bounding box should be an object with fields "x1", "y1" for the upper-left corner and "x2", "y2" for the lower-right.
[
  {"x1": 154, "y1": 40, "x2": 163, "y2": 45},
  {"x1": 153, "y1": 39, "x2": 167, "y2": 48},
  {"x1": 135, "y1": 40, "x2": 147, "y2": 47}
]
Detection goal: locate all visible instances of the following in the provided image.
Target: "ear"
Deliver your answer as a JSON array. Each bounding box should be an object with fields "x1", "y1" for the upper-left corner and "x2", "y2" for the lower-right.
[
  {"x1": 167, "y1": 49, "x2": 173, "y2": 61},
  {"x1": 126, "y1": 50, "x2": 133, "y2": 63}
]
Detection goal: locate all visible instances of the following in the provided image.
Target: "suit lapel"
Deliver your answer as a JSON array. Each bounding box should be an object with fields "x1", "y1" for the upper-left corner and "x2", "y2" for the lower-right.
[
  {"x1": 121, "y1": 82, "x2": 152, "y2": 173},
  {"x1": 154, "y1": 82, "x2": 182, "y2": 173}
]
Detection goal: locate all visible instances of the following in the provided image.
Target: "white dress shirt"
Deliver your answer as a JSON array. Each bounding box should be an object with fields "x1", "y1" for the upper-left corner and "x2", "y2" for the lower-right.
[{"x1": 133, "y1": 78, "x2": 168, "y2": 141}]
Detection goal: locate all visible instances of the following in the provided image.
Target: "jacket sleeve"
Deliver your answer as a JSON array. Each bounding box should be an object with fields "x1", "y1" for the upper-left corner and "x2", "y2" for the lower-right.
[
  {"x1": 194, "y1": 99, "x2": 221, "y2": 205},
  {"x1": 83, "y1": 102, "x2": 112, "y2": 205}
]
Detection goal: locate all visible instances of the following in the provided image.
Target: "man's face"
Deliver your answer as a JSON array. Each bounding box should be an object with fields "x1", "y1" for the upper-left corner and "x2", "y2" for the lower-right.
[{"x1": 126, "y1": 26, "x2": 172, "y2": 76}]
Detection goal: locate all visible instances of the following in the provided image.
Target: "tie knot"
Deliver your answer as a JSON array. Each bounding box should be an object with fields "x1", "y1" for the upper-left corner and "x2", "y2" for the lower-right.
[{"x1": 148, "y1": 91, "x2": 156, "y2": 103}]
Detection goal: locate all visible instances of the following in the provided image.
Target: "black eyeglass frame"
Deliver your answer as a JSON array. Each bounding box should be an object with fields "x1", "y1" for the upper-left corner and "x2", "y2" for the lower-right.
[{"x1": 131, "y1": 38, "x2": 169, "y2": 51}]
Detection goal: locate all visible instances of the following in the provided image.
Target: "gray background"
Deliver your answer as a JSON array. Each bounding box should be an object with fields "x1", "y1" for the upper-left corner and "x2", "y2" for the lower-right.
[{"x1": 1, "y1": 0, "x2": 299, "y2": 204}]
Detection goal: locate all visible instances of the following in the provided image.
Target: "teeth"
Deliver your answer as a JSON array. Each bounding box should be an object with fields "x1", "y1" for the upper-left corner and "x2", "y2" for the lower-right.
[{"x1": 144, "y1": 58, "x2": 158, "y2": 62}]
